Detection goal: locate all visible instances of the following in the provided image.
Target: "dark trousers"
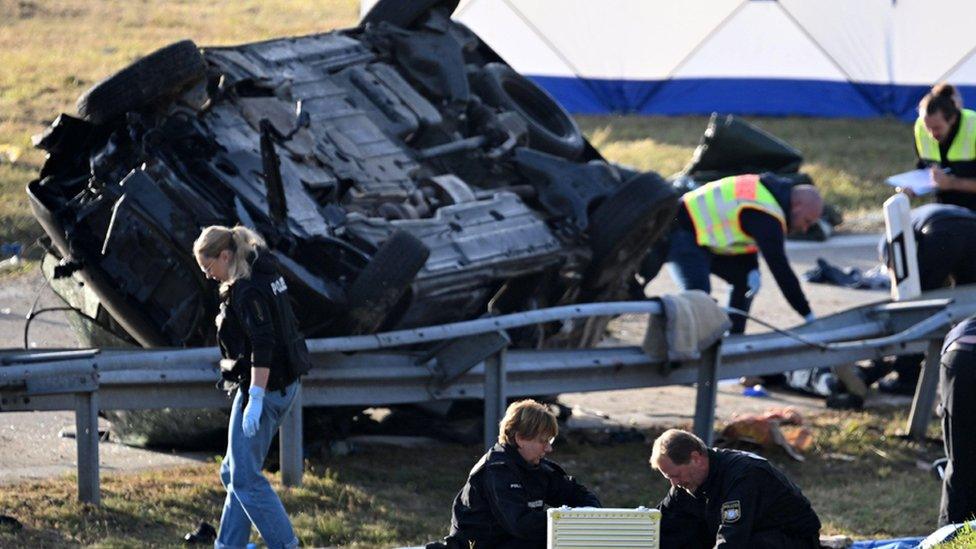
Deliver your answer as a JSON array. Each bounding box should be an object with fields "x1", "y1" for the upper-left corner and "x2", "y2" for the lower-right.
[
  {"x1": 639, "y1": 227, "x2": 757, "y2": 334},
  {"x1": 918, "y1": 224, "x2": 976, "y2": 291},
  {"x1": 939, "y1": 347, "x2": 976, "y2": 526},
  {"x1": 868, "y1": 224, "x2": 976, "y2": 386}
]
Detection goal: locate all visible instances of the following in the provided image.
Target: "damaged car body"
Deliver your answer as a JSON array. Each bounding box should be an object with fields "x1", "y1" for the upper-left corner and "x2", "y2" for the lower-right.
[{"x1": 28, "y1": 0, "x2": 678, "y2": 351}]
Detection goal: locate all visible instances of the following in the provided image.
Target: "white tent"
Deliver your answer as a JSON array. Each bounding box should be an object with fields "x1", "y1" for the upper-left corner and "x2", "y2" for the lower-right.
[{"x1": 360, "y1": 0, "x2": 976, "y2": 119}]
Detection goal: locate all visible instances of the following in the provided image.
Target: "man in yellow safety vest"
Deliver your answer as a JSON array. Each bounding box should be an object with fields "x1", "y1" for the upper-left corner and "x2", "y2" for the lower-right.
[
  {"x1": 636, "y1": 173, "x2": 828, "y2": 395},
  {"x1": 910, "y1": 83, "x2": 976, "y2": 211},
  {"x1": 638, "y1": 173, "x2": 821, "y2": 334}
]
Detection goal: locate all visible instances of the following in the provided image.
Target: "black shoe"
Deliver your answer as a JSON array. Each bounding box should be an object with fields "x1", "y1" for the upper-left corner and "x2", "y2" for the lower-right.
[
  {"x1": 826, "y1": 392, "x2": 864, "y2": 410},
  {"x1": 878, "y1": 377, "x2": 917, "y2": 396},
  {"x1": 183, "y1": 521, "x2": 216, "y2": 544}
]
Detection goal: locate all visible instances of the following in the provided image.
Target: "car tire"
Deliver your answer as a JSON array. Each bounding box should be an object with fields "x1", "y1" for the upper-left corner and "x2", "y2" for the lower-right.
[
  {"x1": 76, "y1": 40, "x2": 206, "y2": 125},
  {"x1": 585, "y1": 172, "x2": 679, "y2": 289},
  {"x1": 346, "y1": 230, "x2": 430, "y2": 332},
  {"x1": 361, "y1": 0, "x2": 460, "y2": 29},
  {"x1": 473, "y1": 63, "x2": 585, "y2": 160}
]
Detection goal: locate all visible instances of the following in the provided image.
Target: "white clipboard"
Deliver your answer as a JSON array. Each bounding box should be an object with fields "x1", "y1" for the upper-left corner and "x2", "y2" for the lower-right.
[{"x1": 885, "y1": 169, "x2": 935, "y2": 195}]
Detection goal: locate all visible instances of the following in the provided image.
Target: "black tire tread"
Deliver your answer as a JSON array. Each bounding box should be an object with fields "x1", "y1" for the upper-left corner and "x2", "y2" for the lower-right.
[
  {"x1": 77, "y1": 40, "x2": 206, "y2": 124},
  {"x1": 474, "y1": 62, "x2": 585, "y2": 159},
  {"x1": 585, "y1": 172, "x2": 679, "y2": 289},
  {"x1": 346, "y1": 230, "x2": 430, "y2": 332},
  {"x1": 361, "y1": 0, "x2": 460, "y2": 28}
]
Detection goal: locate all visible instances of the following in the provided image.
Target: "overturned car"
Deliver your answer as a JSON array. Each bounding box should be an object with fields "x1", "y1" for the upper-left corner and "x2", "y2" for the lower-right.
[{"x1": 28, "y1": 0, "x2": 678, "y2": 350}]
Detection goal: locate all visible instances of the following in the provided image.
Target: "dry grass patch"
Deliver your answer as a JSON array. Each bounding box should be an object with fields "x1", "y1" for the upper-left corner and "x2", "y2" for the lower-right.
[
  {"x1": 0, "y1": 408, "x2": 951, "y2": 546},
  {"x1": 577, "y1": 115, "x2": 916, "y2": 217},
  {"x1": 0, "y1": 0, "x2": 360, "y2": 247}
]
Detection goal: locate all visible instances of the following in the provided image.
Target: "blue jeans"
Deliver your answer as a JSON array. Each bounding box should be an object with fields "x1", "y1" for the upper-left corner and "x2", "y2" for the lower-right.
[
  {"x1": 642, "y1": 227, "x2": 758, "y2": 334},
  {"x1": 216, "y1": 381, "x2": 300, "y2": 549}
]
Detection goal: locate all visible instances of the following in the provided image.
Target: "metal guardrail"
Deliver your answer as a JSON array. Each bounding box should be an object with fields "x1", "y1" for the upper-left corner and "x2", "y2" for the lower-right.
[{"x1": 3, "y1": 286, "x2": 976, "y2": 504}]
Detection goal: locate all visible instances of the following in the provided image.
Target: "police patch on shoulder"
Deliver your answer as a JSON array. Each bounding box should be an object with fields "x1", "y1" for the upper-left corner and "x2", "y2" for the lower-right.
[{"x1": 721, "y1": 500, "x2": 741, "y2": 523}]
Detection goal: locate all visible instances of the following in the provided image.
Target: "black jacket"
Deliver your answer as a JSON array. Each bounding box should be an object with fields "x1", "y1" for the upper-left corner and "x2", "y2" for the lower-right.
[
  {"x1": 216, "y1": 250, "x2": 304, "y2": 391},
  {"x1": 449, "y1": 443, "x2": 601, "y2": 547},
  {"x1": 659, "y1": 448, "x2": 820, "y2": 549}
]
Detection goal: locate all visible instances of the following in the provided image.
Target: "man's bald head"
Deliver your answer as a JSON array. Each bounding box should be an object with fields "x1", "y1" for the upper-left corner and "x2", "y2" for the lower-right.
[{"x1": 789, "y1": 185, "x2": 823, "y2": 234}]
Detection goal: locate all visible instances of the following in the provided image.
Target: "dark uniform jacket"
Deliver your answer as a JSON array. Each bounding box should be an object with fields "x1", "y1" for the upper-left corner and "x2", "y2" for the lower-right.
[
  {"x1": 216, "y1": 250, "x2": 305, "y2": 392},
  {"x1": 892, "y1": 204, "x2": 976, "y2": 290},
  {"x1": 448, "y1": 443, "x2": 601, "y2": 548},
  {"x1": 659, "y1": 448, "x2": 820, "y2": 549}
]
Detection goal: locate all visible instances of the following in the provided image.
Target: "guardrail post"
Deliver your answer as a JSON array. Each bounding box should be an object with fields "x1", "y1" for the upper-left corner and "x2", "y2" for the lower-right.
[
  {"x1": 483, "y1": 349, "x2": 507, "y2": 450},
  {"x1": 75, "y1": 391, "x2": 100, "y2": 505},
  {"x1": 693, "y1": 343, "x2": 721, "y2": 447},
  {"x1": 279, "y1": 385, "x2": 303, "y2": 487},
  {"x1": 907, "y1": 339, "x2": 942, "y2": 441}
]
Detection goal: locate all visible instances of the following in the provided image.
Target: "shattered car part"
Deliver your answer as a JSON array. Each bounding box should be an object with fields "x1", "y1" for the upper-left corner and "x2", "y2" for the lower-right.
[{"x1": 28, "y1": 4, "x2": 678, "y2": 350}]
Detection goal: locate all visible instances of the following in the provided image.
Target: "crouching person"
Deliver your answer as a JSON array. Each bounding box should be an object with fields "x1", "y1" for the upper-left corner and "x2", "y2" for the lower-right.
[
  {"x1": 444, "y1": 399, "x2": 601, "y2": 548},
  {"x1": 651, "y1": 429, "x2": 820, "y2": 549}
]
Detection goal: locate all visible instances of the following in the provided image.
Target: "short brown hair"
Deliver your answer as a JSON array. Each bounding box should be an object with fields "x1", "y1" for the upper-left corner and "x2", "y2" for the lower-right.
[
  {"x1": 498, "y1": 399, "x2": 558, "y2": 446},
  {"x1": 650, "y1": 429, "x2": 707, "y2": 470}
]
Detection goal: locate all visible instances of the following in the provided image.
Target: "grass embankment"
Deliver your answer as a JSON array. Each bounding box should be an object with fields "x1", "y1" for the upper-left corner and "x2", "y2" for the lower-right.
[
  {"x1": 0, "y1": 0, "x2": 360, "y2": 250},
  {"x1": 0, "y1": 410, "x2": 954, "y2": 547},
  {"x1": 578, "y1": 115, "x2": 917, "y2": 220}
]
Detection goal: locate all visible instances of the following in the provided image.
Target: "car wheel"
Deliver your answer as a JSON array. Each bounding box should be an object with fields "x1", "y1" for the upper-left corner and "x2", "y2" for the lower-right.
[
  {"x1": 76, "y1": 40, "x2": 206, "y2": 125},
  {"x1": 473, "y1": 63, "x2": 585, "y2": 160},
  {"x1": 346, "y1": 230, "x2": 430, "y2": 333},
  {"x1": 585, "y1": 172, "x2": 679, "y2": 289},
  {"x1": 361, "y1": 0, "x2": 460, "y2": 29}
]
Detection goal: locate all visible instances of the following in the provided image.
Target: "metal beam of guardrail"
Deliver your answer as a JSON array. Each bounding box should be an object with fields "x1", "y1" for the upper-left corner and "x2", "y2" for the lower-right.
[{"x1": 3, "y1": 285, "x2": 976, "y2": 504}]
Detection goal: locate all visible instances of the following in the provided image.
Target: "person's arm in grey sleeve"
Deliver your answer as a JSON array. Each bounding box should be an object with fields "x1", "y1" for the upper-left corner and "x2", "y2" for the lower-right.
[
  {"x1": 714, "y1": 478, "x2": 760, "y2": 548},
  {"x1": 544, "y1": 462, "x2": 601, "y2": 508},
  {"x1": 740, "y1": 210, "x2": 811, "y2": 318},
  {"x1": 482, "y1": 463, "x2": 547, "y2": 541}
]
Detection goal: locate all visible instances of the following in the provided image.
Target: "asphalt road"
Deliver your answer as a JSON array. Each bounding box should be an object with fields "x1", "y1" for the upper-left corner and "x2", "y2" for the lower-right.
[
  {"x1": 0, "y1": 234, "x2": 903, "y2": 482},
  {"x1": 560, "y1": 233, "x2": 905, "y2": 428}
]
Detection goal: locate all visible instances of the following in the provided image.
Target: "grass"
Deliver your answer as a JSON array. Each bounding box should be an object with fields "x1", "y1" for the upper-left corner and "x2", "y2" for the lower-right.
[
  {"x1": 578, "y1": 115, "x2": 917, "y2": 217},
  {"x1": 0, "y1": 409, "x2": 956, "y2": 547},
  {"x1": 0, "y1": 0, "x2": 361, "y2": 250}
]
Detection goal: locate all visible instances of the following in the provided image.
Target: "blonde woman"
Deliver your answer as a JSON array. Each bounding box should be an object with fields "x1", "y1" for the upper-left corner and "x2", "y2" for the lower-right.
[
  {"x1": 443, "y1": 399, "x2": 600, "y2": 549},
  {"x1": 194, "y1": 225, "x2": 309, "y2": 549}
]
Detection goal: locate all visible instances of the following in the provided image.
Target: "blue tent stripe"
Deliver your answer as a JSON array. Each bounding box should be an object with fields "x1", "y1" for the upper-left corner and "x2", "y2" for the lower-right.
[{"x1": 528, "y1": 76, "x2": 976, "y2": 121}]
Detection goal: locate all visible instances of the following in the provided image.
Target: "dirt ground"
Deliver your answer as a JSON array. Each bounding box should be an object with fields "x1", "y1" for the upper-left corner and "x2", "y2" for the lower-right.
[{"x1": 0, "y1": 233, "x2": 911, "y2": 483}]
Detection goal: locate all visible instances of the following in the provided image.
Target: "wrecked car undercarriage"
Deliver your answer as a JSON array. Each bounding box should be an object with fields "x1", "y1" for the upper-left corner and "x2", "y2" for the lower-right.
[{"x1": 28, "y1": 1, "x2": 678, "y2": 350}]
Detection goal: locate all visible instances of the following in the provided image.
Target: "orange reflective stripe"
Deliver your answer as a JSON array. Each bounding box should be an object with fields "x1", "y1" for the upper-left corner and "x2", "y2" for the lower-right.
[{"x1": 734, "y1": 174, "x2": 759, "y2": 201}]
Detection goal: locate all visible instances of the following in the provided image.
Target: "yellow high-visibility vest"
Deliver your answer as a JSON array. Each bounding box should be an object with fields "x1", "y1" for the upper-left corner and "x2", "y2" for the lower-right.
[
  {"x1": 683, "y1": 174, "x2": 786, "y2": 255},
  {"x1": 914, "y1": 108, "x2": 976, "y2": 164}
]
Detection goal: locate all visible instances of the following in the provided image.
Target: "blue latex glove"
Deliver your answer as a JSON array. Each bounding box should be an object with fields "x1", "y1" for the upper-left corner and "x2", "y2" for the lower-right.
[
  {"x1": 745, "y1": 269, "x2": 761, "y2": 299},
  {"x1": 242, "y1": 386, "x2": 265, "y2": 438},
  {"x1": 804, "y1": 312, "x2": 816, "y2": 323}
]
